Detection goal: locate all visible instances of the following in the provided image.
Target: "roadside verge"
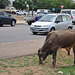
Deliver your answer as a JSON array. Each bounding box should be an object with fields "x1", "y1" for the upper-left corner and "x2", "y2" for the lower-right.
[{"x1": 0, "y1": 39, "x2": 45, "y2": 59}]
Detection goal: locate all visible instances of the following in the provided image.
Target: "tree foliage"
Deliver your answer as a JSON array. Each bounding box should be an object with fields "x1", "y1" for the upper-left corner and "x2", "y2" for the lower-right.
[
  {"x1": 13, "y1": 0, "x2": 26, "y2": 10},
  {"x1": 0, "y1": 0, "x2": 10, "y2": 8},
  {"x1": 13, "y1": 0, "x2": 75, "y2": 12}
]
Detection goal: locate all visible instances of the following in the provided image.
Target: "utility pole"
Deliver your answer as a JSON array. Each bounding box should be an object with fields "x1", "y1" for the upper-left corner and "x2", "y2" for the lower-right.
[{"x1": 32, "y1": 0, "x2": 34, "y2": 16}]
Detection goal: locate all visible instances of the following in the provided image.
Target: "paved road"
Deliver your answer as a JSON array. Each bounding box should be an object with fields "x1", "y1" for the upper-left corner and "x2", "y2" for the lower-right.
[{"x1": 0, "y1": 24, "x2": 46, "y2": 43}]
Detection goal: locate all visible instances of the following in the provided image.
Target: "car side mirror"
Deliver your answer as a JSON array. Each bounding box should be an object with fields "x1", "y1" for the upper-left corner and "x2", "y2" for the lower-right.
[
  {"x1": 9, "y1": 15, "x2": 11, "y2": 17},
  {"x1": 55, "y1": 21, "x2": 60, "y2": 23}
]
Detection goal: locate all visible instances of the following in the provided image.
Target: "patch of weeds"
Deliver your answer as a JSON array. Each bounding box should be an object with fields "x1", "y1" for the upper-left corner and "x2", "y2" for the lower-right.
[
  {"x1": 6, "y1": 70, "x2": 11, "y2": 74},
  {"x1": 46, "y1": 70, "x2": 56, "y2": 75},
  {"x1": 16, "y1": 58, "x2": 23, "y2": 62},
  {"x1": 0, "y1": 63, "x2": 2, "y2": 66},
  {"x1": 66, "y1": 58, "x2": 73, "y2": 65},
  {"x1": 2, "y1": 65, "x2": 8, "y2": 68},
  {"x1": 0, "y1": 70, "x2": 11, "y2": 74},
  {"x1": 9, "y1": 65, "x2": 16, "y2": 68},
  {"x1": 2, "y1": 58, "x2": 7, "y2": 62},
  {"x1": 56, "y1": 65, "x2": 75, "y2": 75},
  {"x1": 23, "y1": 70, "x2": 33, "y2": 75},
  {"x1": 15, "y1": 62, "x2": 20, "y2": 65},
  {"x1": 32, "y1": 57, "x2": 38, "y2": 65},
  {"x1": 57, "y1": 57, "x2": 61, "y2": 61},
  {"x1": 0, "y1": 70, "x2": 5, "y2": 73},
  {"x1": 8, "y1": 61, "x2": 15, "y2": 64}
]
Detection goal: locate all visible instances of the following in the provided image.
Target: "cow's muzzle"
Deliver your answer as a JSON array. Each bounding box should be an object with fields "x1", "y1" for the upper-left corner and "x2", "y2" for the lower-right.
[{"x1": 39, "y1": 58, "x2": 43, "y2": 64}]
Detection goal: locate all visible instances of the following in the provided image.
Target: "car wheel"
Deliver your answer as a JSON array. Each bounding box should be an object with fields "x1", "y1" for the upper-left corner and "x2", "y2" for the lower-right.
[
  {"x1": 24, "y1": 13, "x2": 26, "y2": 15},
  {"x1": 0, "y1": 24, "x2": 3, "y2": 27},
  {"x1": 28, "y1": 22, "x2": 32, "y2": 25},
  {"x1": 68, "y1": 26, "x2": 72, "y2": 29},
  {"x1": 11, "y1": 20, "x2": 16, "y2": 27},
  {"x1": 50, "y1": 28, "x2": 55, "y2": 32},
  {"x1": 33, "y1": 32, "x2": 37, "y2": 34},
  {"x1": 17, "y1": 13, "x2": 19, "y2": 15}
]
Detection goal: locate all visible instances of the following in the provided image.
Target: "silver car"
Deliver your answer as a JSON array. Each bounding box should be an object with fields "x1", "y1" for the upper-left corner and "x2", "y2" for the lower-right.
[{"x1": 30, "y1": 13, "x2": 72, "y2": 34}]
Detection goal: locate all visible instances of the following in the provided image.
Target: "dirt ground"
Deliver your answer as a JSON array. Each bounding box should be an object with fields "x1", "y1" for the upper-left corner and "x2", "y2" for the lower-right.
[{"x1": 0, "y1": 49, "x2": 75, "y2": 75}]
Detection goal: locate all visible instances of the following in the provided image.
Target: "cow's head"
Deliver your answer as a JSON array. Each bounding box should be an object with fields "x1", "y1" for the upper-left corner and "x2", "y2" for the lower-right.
[
  {"x1": 38, "y1": 48, "x2": 47, "y2": 64},
  {"x1": 38, "y1": 41, "x2": 57, "y2": 64}
]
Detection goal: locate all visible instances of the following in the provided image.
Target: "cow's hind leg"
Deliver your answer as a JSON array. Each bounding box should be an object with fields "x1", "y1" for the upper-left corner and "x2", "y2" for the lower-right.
[
  {"x1": 73, "y1": 45, "x2": 75, "y2": 65},
  {"x1": 68, "y1": 50, "x2": 70, "y2": 55},
  {"x1": 66, "y1": 48, "x2": 71, "y2": 55}
]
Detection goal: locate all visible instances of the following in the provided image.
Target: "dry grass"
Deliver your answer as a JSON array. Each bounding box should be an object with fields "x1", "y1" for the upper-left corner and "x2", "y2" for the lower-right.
[
  {"x1": 12, "y1": 15, "x2": 24, "y2": 21},
  {"x1": 0, "y1": 49, "x2": 75, "y2": 75}
]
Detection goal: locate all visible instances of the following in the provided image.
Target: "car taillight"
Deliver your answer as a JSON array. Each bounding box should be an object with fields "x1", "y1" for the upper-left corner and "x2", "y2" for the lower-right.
[
  {"x1": 71, "y1": 16, "x2": 73, "y2": 19},
  {"x1": 34, "y1": 18, "x2": 36, "y2": 21}
]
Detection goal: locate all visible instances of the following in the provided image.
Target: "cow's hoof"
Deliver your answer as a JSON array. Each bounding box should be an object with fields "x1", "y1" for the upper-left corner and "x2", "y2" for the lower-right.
[{"x1": 52, "y1": 64, "x2": 56, "y2": 68}]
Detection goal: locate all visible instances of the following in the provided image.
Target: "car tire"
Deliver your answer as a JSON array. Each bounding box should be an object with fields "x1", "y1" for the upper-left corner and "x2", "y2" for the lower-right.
[
  {"x1": 24, "y1": 13, "x2": 26, "y2": 15},
  {"x1": 28, "y1": 22, "x2": 32, "y2": 25},
  {"x1": 0, "y1": 24, "x2": 3, "y2": 27},
  {"x1": 50, "y1": 27, "x2": 55, "y2": 32},
  {"x1": 33, "y1": 32, "x2": 37, "y2": 34},
  {"x1": 11, "y1": 20, "x2": 16, "y2": 27},
  {"x1": 68, "y1": 26, "x2": 72, "y2": 29},
  {"x1": 17, "y1": 13, "x2": 19, "y2": 15}
]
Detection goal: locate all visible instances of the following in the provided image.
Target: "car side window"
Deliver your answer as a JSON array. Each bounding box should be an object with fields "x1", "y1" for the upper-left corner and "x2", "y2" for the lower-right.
[
  {"x1": 66, "y1": 15, "x2": 71, "y2": 21},
  {"x1": 0, "y1": 12, "x2": 4, "y2": 16},
  {"x1": 72, "y1": 11, "x2": 75, "y2": 14},
  {"x1": 4, "y1": 12, "x2": 9, "y2": 16},
  {"x1": 55, "y1": 15, "x2": 62, "y2": 22},
  {"x1": 62, "y1": 15, "x2": 67, "y2": 22}
]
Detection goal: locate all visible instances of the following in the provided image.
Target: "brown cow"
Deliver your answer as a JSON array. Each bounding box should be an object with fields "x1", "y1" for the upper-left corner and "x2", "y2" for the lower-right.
[{"x1": 38, "y1": 29, "x2": 75, "y2": 67}]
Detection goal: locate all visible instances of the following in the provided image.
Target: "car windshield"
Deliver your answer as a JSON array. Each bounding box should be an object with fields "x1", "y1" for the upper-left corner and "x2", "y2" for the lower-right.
[
  {"x1": 62, "y1": 11, "x2": 71, "y2": 14},
  {"x1": 39, "y1": 15, "x2": 56, "y2": 22},
  {"x1": 35, "y1": 13, "x2": 45, "y2": 17}
]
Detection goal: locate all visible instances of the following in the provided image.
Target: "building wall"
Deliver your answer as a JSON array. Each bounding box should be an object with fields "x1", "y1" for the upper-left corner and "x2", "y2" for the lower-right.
[
  {"x1": 72, "y1": 0, "x2": 75, "y2": 3},
  {"x1": 8, "y1": 0, "x2": 15, "y2": 6}
]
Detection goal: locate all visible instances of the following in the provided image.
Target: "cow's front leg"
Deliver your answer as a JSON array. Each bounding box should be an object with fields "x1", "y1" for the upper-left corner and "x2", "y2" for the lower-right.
[{"x1": 52, "y1": 49, "x2": 57, "y2": 67}]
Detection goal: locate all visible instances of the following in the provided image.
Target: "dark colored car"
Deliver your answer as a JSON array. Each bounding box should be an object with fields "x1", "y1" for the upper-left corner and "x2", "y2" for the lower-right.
[
  {"x1": 27, "y1": 12, "x2": 52, "y2": 25},
  {"x1": 0, "y1": 11, "x2": 16, "y2": 27},
  {"x1": 34, "y1": 12, "x2": 52, "y2": 21}
]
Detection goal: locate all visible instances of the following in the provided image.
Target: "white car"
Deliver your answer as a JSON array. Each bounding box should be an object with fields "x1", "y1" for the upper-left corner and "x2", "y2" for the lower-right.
[
  {"x1": 16, "y1": 10, "x2": 27, "y2": 15},
  {"x1": 61, "y1": 9, "x2": 75, "y2": 24},
  {"x1": 30, "y1": 13, "x2": 72, "y2": 34}
]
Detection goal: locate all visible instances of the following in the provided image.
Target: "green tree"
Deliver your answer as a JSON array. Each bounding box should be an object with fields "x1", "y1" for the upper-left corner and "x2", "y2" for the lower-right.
[
  {"x1": 13, "y1": 0, "x2": 26, "y2": 10},
  {"x1": 0, "y1": 0, "x2": 10, "y2": 8},
  {"x1": 13, "y1": 0, "x2": 74, "y2": 12},
  {"x1": 34, "y1": 0, "x2": 73, "y2": 12}
]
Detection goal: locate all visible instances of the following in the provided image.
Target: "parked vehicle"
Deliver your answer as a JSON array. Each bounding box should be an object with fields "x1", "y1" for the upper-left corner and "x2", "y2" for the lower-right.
[
  {"x1": 37, "y1": 9, "x2": 51, "y2": 13},
  {"x1": 30, "y1": 13, "x2": 72, "y2": 34},
  {"x1": 60, "y1": 9, "x2": 75, "y2": 24},
  {"x1": 0, "y1": 11, "x2": 16, "y2": 27},
  {"x1": 29, "y1": 11, "x2": 37, "y2": 15},
  {"x1": 16, "y1": 10, "x2": 27, "y2": 15},
  {"x1": 5, "y1": 6, "x2": 18, "y2": 14},
  {"x1": 24, "y1": 12, "x2": 52, "y2": 25}
]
